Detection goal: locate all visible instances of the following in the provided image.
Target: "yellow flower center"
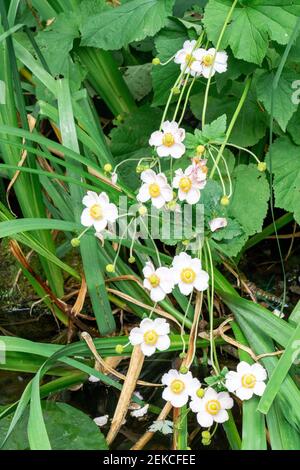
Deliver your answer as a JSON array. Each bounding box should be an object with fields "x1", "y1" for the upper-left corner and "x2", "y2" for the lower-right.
[
  {"x1": 185, "y1": 53, "x2": 195, "y2": 66},
  {"x1": 148, "y1": 274, "x2": 160, "y2": 288},
  {"x1": 149, "y1": 183, "x2": 161, "y2": 198},
  {"x1": 202, "y1": 54, "x2": 214, "y2": 67},
  {"x1": 89, "y1": 204, "x2": 103, "y2": 220},
  {"x1": 179, "y1": 176, "x2": 192, "y2": 193},
  {"x1": 162, "y1": 133, "x2": 175, "y2": 147},
  {"x1": 143, "y1": 329, "x2": 159, "y2": 346},
  {"x1": 180, "y1": 268, "x2": 196, "y2": 284},
  {"x1": 241, "y1": 373, "x2": 256, "y2": 389},
  {"x1": 170, "y1": 379, "x2": 185, "y2": 394},
  {"x1": 205, "y1": 399, "x2": 221, "y2": 415}
]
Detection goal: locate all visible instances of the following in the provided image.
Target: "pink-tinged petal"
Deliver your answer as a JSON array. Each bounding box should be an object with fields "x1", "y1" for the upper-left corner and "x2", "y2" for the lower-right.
[
  {"x1": 160, "y1": 186, "x2": 173, "y2": 202},
  {"x1": 253, "y1": 381, "x2": 266, "y2": 397},
  {"x1": 150, "y1": 286, "x2": 166, "y2": 302},
  {"x1": 202, "y1": 66, "x2": 215, "y2": 79},
  {"x1": 218, "y1": 392, "x2": 234, "y2": 409},
  {"x1": 81, "y1": 208, "x2": 93, "y2": 227},
  {"x1": 186, "y1": 188, "x2": 200, "y2": 205},
  {"x1": 209, "y1": 217, "x2": 227, "y2": 232},
  {"x1": 97, "y1": 192, "x2": 109, "y2": 206},
  {"x1": 141, "y1": 169, "x2": 156, "y2": 183},
  {"x1": 174, "y1": 50, "x2": 186, "y2": 64},
  {"x1": 156, "y1": 335, "x2": 171, "y2": 352},
  {"x1": 251, "y1": 363, "x2": 267, "y2": 381},
  {"x1": 196, "y1": 411, "x2": 214, "y2": 428},
  {"x1": 178, "y1": 281, "x2": 194, "y2": 296},
  {"x1": 214, "y1": 409, "x2": 229, "y2": 423},
  {"x1": 93, "y1": 218, "x2": 108, "y2": 232},
  {"x1": 106, "y1": 203, "x2": 118, "y2": 222},
  {"x1": 237, "y1": 361, "x2": 252, "y2": 375},
  {"x1": 161, "y1": 120, "x2": 175, "y2": 133},
  {"x1": 141, "y1": 343, "x2": 156, "y2": 357},
  {"x1": 149, "y1": 130, "x2": 163, "y2": 147},
  {"x1": 235, "y1": 387, "x2": 253, "y2": 401},
  {"x1": 137, "y1": 184, "x2": 150, "y2": 203},
  {"x1": 193, "y1": 48, "x2": 206, "y2": 61},
  {"x1": 190, "y1": 60, "x2": 203, "y2": 73},
  {"x1": 177, "y1": 189, "x2": 187, "y2": 201},
  {"x1": 170, "y1": 143, "x2": 185, "y2": 159},
  {"x1": 152, "y1": 195, "x2": 166, "y2": 209},
  {"x1": 157, "y1": 145, "x2": 171, "y2": 157},
  {"x1": 214, "y1": 62, "x2": 227, "y2": 74},
  {"x1": 129, "y1": 328, "x2": 143, "y2": 345},
  {"x1": 82, "y1": 191, "x2": 99, "y2": 207}
]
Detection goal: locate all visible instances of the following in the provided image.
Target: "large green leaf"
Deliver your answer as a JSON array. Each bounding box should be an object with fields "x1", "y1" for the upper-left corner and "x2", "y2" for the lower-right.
[
  {"x1": 1, "y1": 402, "x2": 108, "y2": 450},
  {"x1": 266, "y1": 136, "x2": 300, "y2": 224},
  {"x1": 203, "y1": 0, "x2": 300, "y2": 65},
  {"x1": 81, "y1": 0, "x2": 176, "y2": 50}
]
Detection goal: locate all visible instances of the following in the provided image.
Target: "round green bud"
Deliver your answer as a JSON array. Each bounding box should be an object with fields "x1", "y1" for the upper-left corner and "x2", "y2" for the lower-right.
[
  {"x1": 196, "y1": 388, "x2": 205, "y2": 398},
  {"x1": 115, "y1": 344, "x2": 124, "y2": 354},
  {"x1": 116, "y1": 114, "x2": 124, "y2": 123},
  {"x1": 138, "y1": 205, "x2": 147, "y2": 216},
  {"x1": 182, "y1": 239, "x2": 190, "y2": 246},
  {"x1": 257, "y1": 161, "x2": 267, "y2": 172},
  {"x1": 196, "y1": 144, "x2": 205, "y2": 156},
  {"x1": 172, "y1": 86, "x2": 181, "y2": 95},
  {"x1": 220, "y1": 195, "x2": 230, "y2": 206},
  {"x1": 179, "y1": 366, "x2": 189, "y2": 374},
  {"x1": 128, "y1": 256, "x2": 136, "y2": 264},
  {"x1": 179, "y1": 352, "x2": 187, "y2": 359},
  {"x1": 104, "y1": 163, "x2": 112, "y2": 173},
  {"x1": 152, "y1": 57, "x2": 160, "y2": 65},
  {"x1": 106, "y1": 264, "x2": 115, "y2": 273},
  {"x1": 136, "y1": 165, "x2": 143, "y2": 173},
  {"x1": 71, "y1": 238, "x2": 80, "y2": 247},
  {"x1": 202, "y1": 430, "x2": 211, "y2": 439},
  {"x1": 202, "y1": 438, "x2": 211, "y2": 446}
]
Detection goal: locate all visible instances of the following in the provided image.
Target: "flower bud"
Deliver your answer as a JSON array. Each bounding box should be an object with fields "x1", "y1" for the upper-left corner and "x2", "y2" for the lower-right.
[
  {"x1": 257, "y1": 161, "x2": 267, "y2": 172},
  {"x1": 115, "y1": 344, "x2": 124, "y2": 354},
  {"x1": 179, "y1": 365, "x2": 189, "y2": 374},
  {"x1": 152, "y1": 57, "x2": 160, "y2": 65},
  {"x1": 202, "y1": 430, "x2": 211, "y2": 439},
  {"x1": 104, "y1": 163, "x2": 112, "y2": 173},
  {"x1": 179, "y1": 352, "x2": 187, "y2": 359},
  {"x1": 138, "y1": 205, "x2": 147, "y2": 216},
  {"x1": 196, "y1": 144, "x2": 205, "y2": 156},
  {"x1": 128, "y1": 256, "x2": 136, "y2": 264},
  {"x1": 71, "y1": 238, "x2": 80, "y2": 247},
  {"x1": 220, "y1": 195, "x2": 230, "y2": 206},
  {"x1": 202, "y1": 438, "x2": 211, "y2": 446},
  {"x1": 196, "y1": 388, "x2": 205, "y2": 398},
  {"x1": 182, "y1": 239, "x2": 190, "y2": 246},
  {"x1": 172, "y1": 86, "x2": 181, "y2": 95},
  {"x1": 106, "y1": 264, "x2": 115, "y2": 273}
]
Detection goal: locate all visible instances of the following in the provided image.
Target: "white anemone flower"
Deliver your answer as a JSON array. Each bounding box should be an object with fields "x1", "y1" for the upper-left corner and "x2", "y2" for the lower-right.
[
  {"x1": 149, "y1": 121, "x2": 185, "y2": 159},
  {"x1": 162, "y1": 369, "x2": 201, "y2": 408},
  {"x1": 172, "y1": 252, "x2": 209, "y2": 295},
  {"x1": 174, "y1": 40, "x2": 201, "y2": 77},
  {"x1": 143, "y1": 261, "x2": 175, "y2": 302},
  {"x1": 137, "y1": 169, "x2": 173, "y2": 209},
  {"x1": 193, "y1": 48, "x2": 228, "y2": 78},
  {"x1": 225, "y1": 361, "x2": 267, "y2": 401},
  {"x1": 129, "y1": 317, "x2": 171, "y2": 357},
  {"x1": 172, "y1": 164, "x2": 207, "y2": 204},
  {"x1": 209, "y1": 217, "x2": 228, "y2": 232},
  {"x1": 81, "y1": 191, "x2": 118, "y2": 232},
  {"x1": 190, "y1": 387, "x2": 233, "y2": 427}
]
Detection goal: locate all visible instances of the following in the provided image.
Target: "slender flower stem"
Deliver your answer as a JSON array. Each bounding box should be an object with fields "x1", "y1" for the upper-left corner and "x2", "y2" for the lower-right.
[
  {"x1": 210, "y1": 144, "x2": 233, "y2": 197},
  {"x1": 172, "y1": 73, "x2": 191, "y2": 122},
  {"x1": 178, "y1": 76, "x2": 196, "y2": 126},
  {"x1": 222, "y1": 142, "x2": 261, "y2": 164},
  {"x1": 180, "y1": 292, "x2": 193, "y2": 354},
  {"x1": 207, "y1": 147, "x2": 227, "y2": 195},
  {"x1": 209, "y1": 76, "x2": 252, "y2": 179},
  {"x1": 202, "y1": 0, "x2": 239, "y2": 127}
]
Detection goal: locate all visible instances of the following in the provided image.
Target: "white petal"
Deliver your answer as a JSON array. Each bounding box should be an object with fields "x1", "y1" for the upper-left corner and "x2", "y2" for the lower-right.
[
  {"x1": 153, "y1": 317, "x2": 170, "y2": 335},
  {"x1": 141, "y1": 343, "x2": 156, "y2": 357},
  {"x1": 105, "y1": 203, "x2": 118, "y2": 222},
  {"x1": 253, "y1": 381, "x2": 266, "y2": 396},
  {"x1": 202, "y1": 66, "x2": 215, "y2": 79},
  {"x1": 209, "y1": 217, "x2": 227, "y2": 232},
  {"x1": 168, "y1": 391, "x2": 189, "y2": 408},
  {"x1": 143, "y1": 261, "x2": 155, "y2": 278},
  {"x1": 161, "y1": 120, "x2": 176, "y2": 133},
  {"x1": 218, "y1": 392, "x2": 234, "y2": 409},
  {"x1": 172, "y1": 252, "x2": 192, "y2": 269},
  {"x1": 225, "y1": 372, "x2": 240, "y2": 392},
  {"x1": 149, "y1": 130, "x2": 163, "y2": 146},
  {"x1": 214, "y1": 62, "x2": 227, "y2": 74},
  {"x1": 156, "y1": 335, "x2": 171, "y2": 352},
  {"x1": 169, "y1": 143, "x2": 185, "y2": 159},
  {"x1": 186, "y1": 188, "x2": 200, "y2": 204},
  {"x1": 162, "y1": 369, "x2": 179, "y2": 386},
  {"x1": 152, "y1": 195, "x2": 166, "y2": 209},
  {"x1": 216, "y1": 51, "x2": 228, "y2": 64},
  {"x1": 141, "y1": 169, "x2": 156, "y2": 183},
  {"x1": 150, "y1": 286, "x2": 166, "y2": 302},
  {"x1": 194, "y1": 271, "x2": 209, "y2": 292},
  {"x1": 140, "y1": 318, "x2": 154, "y2": 332},
  {"x1": 237, "y1": 361, "x2": 252, "y2": 375},
  {"x1": 93, "y1": 218, "x2": 108, "y2": 232},
  {"x1": 129, "y1": 328, "x2": 143, "y2": 345},
  {"x1": 251, "y1": 363, "x2": 267, "y2": 381},
  {"x1": 174, "y1": 50, "x2": 186, "y2": 64},
  {"x1": 160, "y1": 186, "x2": 173, "y2": 202},
  {"x1": 190, "y1": 397, "x2": 202, "y2": 413},
  {"x1": 94, "y1": 415, "x2": 109, "y2": 427},
  {"x1": 204, "y1": 387, "x2": 218, "y2": 400},
  {"x1": 97, "y1": 192, "x2": 109, "y2": 206},
  {"x1": 81, "y1": 208, "x2": 93, "y2": 227},
  {"x1": 82, "y1": 191, "x2": 99, "y2": 207},
  {"x1": 193, "y1": 48, "x2": 206, "y2": 61},
  {"x1": 214, "y1": 409, "x2": 229, "y2": 423},
  {"x1": 178, "y1": 281, "x2": 194, "y2": 296},
  {"x1": 137, "y1": 184, "x2": 151, "y2": 202},
  {"x1": 197, "y1": 411, "x2": 214, "y2": 428},
  {"x1": 235, "y1": 387, "x2": 254, "y2": 401}
]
